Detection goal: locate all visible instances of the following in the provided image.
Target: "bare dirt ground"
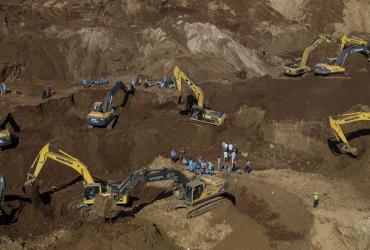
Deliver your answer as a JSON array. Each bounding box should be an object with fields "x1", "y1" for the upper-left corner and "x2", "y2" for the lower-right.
[{"x1": 0, "y1": 0, "x2": 370, "y2": 249}]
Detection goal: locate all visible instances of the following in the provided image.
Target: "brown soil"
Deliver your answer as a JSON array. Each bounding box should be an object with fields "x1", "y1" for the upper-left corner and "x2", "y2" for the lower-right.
[{"x1": 0, "y1": 0, "x2": 370, "y2": 249}]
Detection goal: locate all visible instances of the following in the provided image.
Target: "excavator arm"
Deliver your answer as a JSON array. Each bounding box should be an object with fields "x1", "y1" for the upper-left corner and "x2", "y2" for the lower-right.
[
  {"x1": 299, "y1": 34, "x2": 332, "y2": 68},
  {"x1": 102, "y1": 81, "x2": 128, "y2": 113},
  {"x1": 329, "y1": 112, "x2": 370, "y2": 155},
  {"x1": 25, "y1": 143, "x2": 95, "y2": 186},
  {"x1": 174, "y1": 66, "x2": 204, "y2": 108},
  {"x1": 340, "y1": 34, "x2": 369, "y2": 52},
  {"x1": 335, "y1": 45, "x2": 370, "y2": 66},
  {"x1": 116, "y1": 168, "x2": 187, "y2": 195}
]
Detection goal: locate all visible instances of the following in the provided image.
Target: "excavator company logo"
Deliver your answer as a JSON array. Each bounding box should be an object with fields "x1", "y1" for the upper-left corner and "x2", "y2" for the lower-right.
[
  {"x1": 56, "y1": 157, "x2": 73, "y2": 165},
  {"x1": 345, "y1": 117, "x2": 360, "y2": 122},
  {"x1": 352, "y1": 48, "x2": 364, "y2": 53},
  {"x1": 148, "y1": 176, "x2": 165, "y2": 181},
  {"x1": 185, "y1": 80, "x2": 193, "y2": 86}
]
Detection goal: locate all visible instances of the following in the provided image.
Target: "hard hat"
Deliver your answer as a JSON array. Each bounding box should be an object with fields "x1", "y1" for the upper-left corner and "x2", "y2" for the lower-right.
[{"x1": 314, "y1": 192, "x2": 318, "y2": 195}]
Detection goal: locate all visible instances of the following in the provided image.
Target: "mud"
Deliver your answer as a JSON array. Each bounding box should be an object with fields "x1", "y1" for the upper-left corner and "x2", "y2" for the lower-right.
[{"x1": 0, "y1": 0, "x2": 370, "y2": 249}]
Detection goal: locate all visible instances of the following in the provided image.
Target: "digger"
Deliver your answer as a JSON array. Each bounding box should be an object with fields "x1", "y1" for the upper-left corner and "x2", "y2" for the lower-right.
[
  {"x1": 284, "y1": 34, "x2": 333, "y2": 76},
  {"x1": 24, "y1": 144, "x2": 229, "y2": 219},
  {"x1": 328, "y1": 111, "x2": 370, "y2": 156},
  {"x1": 0, "y1": 113, "x2": 20, "y2": 151},
  {"x1": 87, "y1": 81, "x2": 130, "y2": 129},
  {"x1": 167, "y1": 175, "x2": 228, "y2": 219},
  {"x1": 173, "y1": 66, "x2": 226, "y2": 126},
  {"x1": 314, "y1": 45, "x2": 370, "y2": 75}
]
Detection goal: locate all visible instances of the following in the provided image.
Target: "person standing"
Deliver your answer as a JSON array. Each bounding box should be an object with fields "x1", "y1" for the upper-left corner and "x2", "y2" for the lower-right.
[
  {"x1": 231, "y1": 157, "x2": 237, "y2": 172},
  {"x1": 223, "y1": 150, "x2": 229, "y2": 163},
  {"x1": 228, "y1": 143, "x2": 233, "y2": 158},
  {"x1": 313, "y1": 192, "x2": 319, "y2": 208},
  {"x1": 245, "y1": 160, "x2": 253, "y2": 173},
  {"x1": 223, "y1": 142, "x2": 229, "y2": 154},
  {"x1": 217, "y1": 157, "x2": 222, "y2": 171},
  {"x1": 170, "y1": 150, "x2": 177, "y2": 163},
  {"x1": 231, "y1": 151, "x2": 236, "y2": 162}
]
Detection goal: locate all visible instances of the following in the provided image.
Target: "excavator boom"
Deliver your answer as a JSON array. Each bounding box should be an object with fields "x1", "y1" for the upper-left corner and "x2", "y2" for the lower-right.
[
  {"x1": 116, "y1": 168, "x2": 187, "y2": 195},
  {"x1": 173, "y1": 66, "x2": 226, "y2": 126},
  {"x1": 329, "y1": 112, "x2": 370, "y2": 155},
  {"x1": 26, "y1": 143, "x2": 95, "y2": 186},
  {"x1": 93, "y1": 168, "x2": 188, "y2": 219},
  {"x1": 174, "y1": 66, "x2": 204, "y2": 107}
]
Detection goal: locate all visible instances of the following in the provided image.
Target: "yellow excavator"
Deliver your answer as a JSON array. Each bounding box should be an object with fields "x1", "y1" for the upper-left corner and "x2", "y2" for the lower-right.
[
  {"x1": 24, "y1": 144, "x2": 229, "y2": 218},
  {"x1": 24, "y1": 143, "x2": 121, "y2": 208},
  {"x1": 339, "y1": 34, "x2": 369, "y2": 52},
  {"x1": 168, "y1": 175, "x2": 228, "y2": 219},
  {"x1": 173, "y1": 66, "x2": 226, "y2": 126},
  {"x1": 328, "y1": 111, "x2": 370, "y2": 156},
  {"x1": 284, "y1": 34, "x2": 333, "y2": 76},
  {"x1": 87, "y1": 81, "x2": 130, "y2": 129}
]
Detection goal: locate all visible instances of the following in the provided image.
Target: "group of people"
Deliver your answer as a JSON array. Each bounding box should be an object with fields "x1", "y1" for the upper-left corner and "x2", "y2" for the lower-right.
[
  {"x1": 221, "y1": 142, "x2": 253, "y2": 174},
  {"x1": 170, "y1": 150, "x2": 215, "y2": 175},
  {"x1": 184, "y1": 157, "x2": 215, "y2": 175},
  {"x1": 170, "y1": 146, "x2": 252, "y2": 175}
]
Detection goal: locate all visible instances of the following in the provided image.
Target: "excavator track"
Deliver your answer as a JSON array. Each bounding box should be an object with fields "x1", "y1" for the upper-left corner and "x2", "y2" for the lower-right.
[
  {"x1": 167, "y1": 196, "x2": 224, "y2": 219},
  {"x1": 186, "y1": 196, "x2": 224, "y2": 219}
]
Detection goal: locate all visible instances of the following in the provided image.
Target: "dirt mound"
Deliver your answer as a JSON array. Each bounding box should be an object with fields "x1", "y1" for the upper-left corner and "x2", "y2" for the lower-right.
[{"x1": 0, "y1": 1, "x2": 370, "y2": 249}]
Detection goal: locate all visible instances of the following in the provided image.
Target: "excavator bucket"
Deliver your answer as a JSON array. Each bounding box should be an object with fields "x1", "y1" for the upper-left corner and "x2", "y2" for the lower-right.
[
  {"x1": 92, "y1": 194, "x2": 121, "y2": 219},
  {"x1": 340, "y1": 145, "x2": 358, "y2": 157},
  {"x1": 23, "y1": 182, "x2": 42, "y2": 204}
]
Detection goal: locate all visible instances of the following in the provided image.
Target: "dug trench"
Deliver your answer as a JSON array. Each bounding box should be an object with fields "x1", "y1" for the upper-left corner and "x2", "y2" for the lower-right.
[{"x1": 1, "y1": 77, "x2": 370, "y2": 249}]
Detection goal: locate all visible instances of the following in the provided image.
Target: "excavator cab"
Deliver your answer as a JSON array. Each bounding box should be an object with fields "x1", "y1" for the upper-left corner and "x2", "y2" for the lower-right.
[
  {"x1": 83, "y1": 184, "x2": 102, "y2": 204},
  {"x1": 176, "y1": 176, "x2": 227, "y2": 206},
  {"x1": 92, "y1": 102, "x2": 104, "y2": 112},
  {"x1": 0, "y1": 129, "x2": 12, "y2": 150},
  {"x1": 175, "y1": 181, "x2": 207, "y2": 205},
  {"x1": 171, "y1": 175, "x2": 228, "y2": 218}
]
